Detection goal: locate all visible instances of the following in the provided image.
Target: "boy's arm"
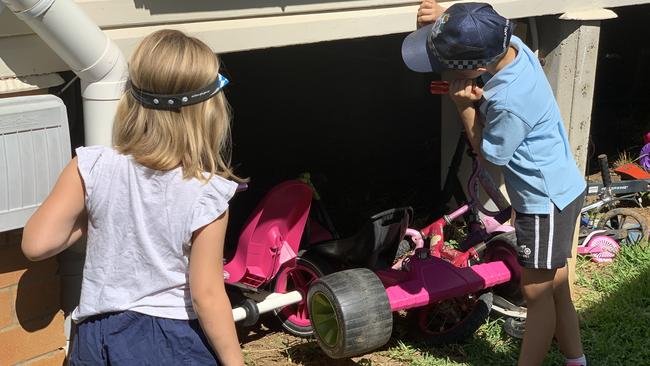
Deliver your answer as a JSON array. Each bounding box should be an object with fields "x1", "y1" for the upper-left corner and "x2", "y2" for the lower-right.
[
  {"x1": 481, "y1": 110, "x2": 533, "y2": 166},
  {"x1": 22, "y1": 158, "x2": 86, "y2": 261},
  {"x1": 456, "y1": 104, "x2": 484, "y2": 156},
  {"x1": 448, "y1": 79, "x2": 485, "y2": 156},
  {"x1": 417, "y1": 0, "x2": 447, "y2": 28},
  {"x1": 189, "y1": 212, "x2": 245, "y2": 366}
]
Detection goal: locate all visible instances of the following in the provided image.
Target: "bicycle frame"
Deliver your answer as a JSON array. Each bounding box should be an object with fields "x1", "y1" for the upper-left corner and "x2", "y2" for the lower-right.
[
  {"x1": 581, "y1": 193, "x2": 641, "y2": 215},
  {"x1": 408, "y1": 132, "x2": 514, "y2": 268},
  {"x1": 581, "y1": 154, "x2": 647, "y2": 226}
]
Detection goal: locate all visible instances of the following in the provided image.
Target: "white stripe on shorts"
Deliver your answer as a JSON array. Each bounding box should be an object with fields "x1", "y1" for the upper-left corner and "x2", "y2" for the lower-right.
[
  {"x1": 547, "y1": 208, "x2": 555, "y2": 269},
  {"x1": 534, "y1": 214, "x2": 540, "y2": 269}
]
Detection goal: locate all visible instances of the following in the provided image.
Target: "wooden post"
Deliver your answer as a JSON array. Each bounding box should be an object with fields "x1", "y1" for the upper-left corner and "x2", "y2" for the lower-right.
[{"x1": 538, "y1": 18, "x2": 602, "y2": 288}]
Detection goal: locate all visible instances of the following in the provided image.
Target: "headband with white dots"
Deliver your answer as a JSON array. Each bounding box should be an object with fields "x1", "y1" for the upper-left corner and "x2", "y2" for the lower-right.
[{"x1": 129, "y1": 74, "x2": 229, "y2": 111}]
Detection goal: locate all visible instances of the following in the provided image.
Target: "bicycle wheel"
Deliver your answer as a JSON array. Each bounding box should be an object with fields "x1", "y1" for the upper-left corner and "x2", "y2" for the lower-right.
[
  {"x1": 271, "y1": 254, "x2": 334, "y2": 337},
  {"x1": 481, "y1": 232, "x2": 525, "y2": 306},
  {"x1": 596, "y1": 208, "x2": 648, "y2": 246},
  {"x1": 408, "y1": 292, "x2": 493, "y2": 345}
]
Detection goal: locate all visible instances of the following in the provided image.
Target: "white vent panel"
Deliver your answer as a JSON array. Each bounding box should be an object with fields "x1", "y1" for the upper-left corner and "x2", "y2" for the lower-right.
[{"x1": 0, "y1": 95, "x2": 70, "y2": 232}]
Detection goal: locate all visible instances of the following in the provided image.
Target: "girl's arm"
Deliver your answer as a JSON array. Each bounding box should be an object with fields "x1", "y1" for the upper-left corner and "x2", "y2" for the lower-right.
[
  {"x1": 189, "y1": 211, "x2": 244, "y2": 366},
  {"x1": 22, "y1": 158, "x2": 86, "y2": 261}
]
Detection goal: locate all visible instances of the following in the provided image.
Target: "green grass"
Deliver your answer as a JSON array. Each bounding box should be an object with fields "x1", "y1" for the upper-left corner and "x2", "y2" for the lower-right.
[
  {"x1": 380, "y1": 243, "x2": 650, "y2": 366},
  {"x1": 575, "y1": 243, "x2": 650, "y2": 366}
]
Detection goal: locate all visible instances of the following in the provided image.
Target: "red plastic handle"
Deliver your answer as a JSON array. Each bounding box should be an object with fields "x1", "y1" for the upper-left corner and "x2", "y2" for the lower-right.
[{"x1": 430, "y1": 81, "x2": 449, "y2": 94}]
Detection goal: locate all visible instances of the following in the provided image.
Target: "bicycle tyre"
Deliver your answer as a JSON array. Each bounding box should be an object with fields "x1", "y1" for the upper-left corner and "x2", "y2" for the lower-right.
[
  {"x1": 270, "y1": 253, "x2": 334, "y2": 337},
  {"x1": 408, "y1": 292, "x2": 493, "y2": 345},
  {"x1": 596, "y1": 208, "x2": 648, "y2": 246}
]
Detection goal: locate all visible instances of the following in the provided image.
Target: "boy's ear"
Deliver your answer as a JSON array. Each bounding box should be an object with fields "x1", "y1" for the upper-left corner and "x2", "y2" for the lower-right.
[{"x1": 476, "y1": 67, "x2": 488, "y2": 73}]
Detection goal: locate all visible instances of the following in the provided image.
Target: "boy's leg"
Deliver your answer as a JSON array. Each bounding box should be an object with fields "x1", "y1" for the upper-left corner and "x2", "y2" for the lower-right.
[
  {"x1": 553, "y1": 191, "x2": 586, "y2": 362},
  {"x1": 553, "y1": 265, "x2": 584, "y2": 359},
  {"x1": 518, "y1": 267, "x2": 557, "y2": 366},
  {"x1": 515, "y1": 191, "x2": 586, "y2": 366}
]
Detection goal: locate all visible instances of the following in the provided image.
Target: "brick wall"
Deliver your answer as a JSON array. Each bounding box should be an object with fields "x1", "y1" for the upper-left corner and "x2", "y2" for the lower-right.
[{"x1": 0, "y1": 229, "x2": 66, "y2": 366}]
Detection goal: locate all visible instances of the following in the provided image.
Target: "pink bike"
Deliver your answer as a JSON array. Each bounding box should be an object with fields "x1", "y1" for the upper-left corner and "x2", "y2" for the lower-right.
[{"x1": 303, "y1": 133, "x2": 525, "y2": 358}]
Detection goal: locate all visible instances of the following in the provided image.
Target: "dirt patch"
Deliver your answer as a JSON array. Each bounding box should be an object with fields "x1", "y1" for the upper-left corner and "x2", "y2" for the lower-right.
[
  {"x1": 631, "y1": 206, "x2": 650, "y2": 230},
  {"x1": 240, "y1": 317, "x2": 400, "y2": 366}
]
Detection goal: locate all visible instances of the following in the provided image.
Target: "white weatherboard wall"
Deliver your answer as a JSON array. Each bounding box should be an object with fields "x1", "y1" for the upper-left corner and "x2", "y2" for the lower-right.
[
  {"x1": 0, "y1": 95, "x2": 71, "y2": 231},
  {"x1": 2, "y1": 0, "x2": 650, "y2": 80}
]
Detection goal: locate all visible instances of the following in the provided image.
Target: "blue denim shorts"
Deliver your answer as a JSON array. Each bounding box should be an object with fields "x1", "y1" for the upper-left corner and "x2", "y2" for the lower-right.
[{"x1": 69, "y1": 311, "x2": 220, "y2": 365}]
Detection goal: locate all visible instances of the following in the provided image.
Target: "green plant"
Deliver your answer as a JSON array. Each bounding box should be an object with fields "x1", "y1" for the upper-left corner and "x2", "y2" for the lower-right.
[{"x1": 613, "y1": 150, "x2": 634, "y2": 169}]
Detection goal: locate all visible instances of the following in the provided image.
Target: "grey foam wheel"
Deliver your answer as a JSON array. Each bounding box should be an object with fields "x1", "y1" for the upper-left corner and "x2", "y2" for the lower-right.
[{"x1": 307, "y1": 268, "x2": 393, "y2": 359}]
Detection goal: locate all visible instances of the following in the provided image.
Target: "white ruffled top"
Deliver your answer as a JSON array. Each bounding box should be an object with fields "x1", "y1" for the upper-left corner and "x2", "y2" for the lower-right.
[{"x1": 71, "y1": 146, "x2": 237, "y2": 322}]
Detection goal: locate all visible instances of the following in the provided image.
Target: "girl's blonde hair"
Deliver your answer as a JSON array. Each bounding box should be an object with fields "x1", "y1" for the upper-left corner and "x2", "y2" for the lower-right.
[{"x1": 113, "y1": 29, "x2": 240, "y2": 182}]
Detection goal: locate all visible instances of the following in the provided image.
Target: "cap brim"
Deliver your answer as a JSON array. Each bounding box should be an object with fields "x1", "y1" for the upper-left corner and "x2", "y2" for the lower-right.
[{"x1": 401, "y1": 23, "x2": 446, "y2": 73}]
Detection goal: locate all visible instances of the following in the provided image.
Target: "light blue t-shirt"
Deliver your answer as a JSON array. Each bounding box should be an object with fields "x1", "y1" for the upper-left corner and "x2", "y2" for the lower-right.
[{"x1": 479, "y1": 36, "x2": 586, "y2": 214}]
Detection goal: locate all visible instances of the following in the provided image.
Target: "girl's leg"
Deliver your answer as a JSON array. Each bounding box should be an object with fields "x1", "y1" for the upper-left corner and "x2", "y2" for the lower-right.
[
  {"x1": 552, "y1": 265, "x2": 584, "y2": 359},
  {"x1": 518, "y1": 267, "x2": 557, "y2": 366}
]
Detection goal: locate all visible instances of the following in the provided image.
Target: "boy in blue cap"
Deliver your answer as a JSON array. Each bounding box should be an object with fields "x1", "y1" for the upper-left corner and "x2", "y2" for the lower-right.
[{"x1": 402, "y1": 2, "x2": 588, "y2": 366}]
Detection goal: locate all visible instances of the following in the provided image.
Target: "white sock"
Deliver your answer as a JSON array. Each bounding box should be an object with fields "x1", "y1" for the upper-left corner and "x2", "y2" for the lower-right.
[{"x1": 565, "y1": 354, "x2": 587, "y2": 366}]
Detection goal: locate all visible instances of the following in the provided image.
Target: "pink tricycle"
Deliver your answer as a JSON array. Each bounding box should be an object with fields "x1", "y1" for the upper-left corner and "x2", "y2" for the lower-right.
[
  {"x1": 225, "y1": 179, "x2": 333, "y2": 337},
  {"x1": 304, "y1": 133, "x2": 525, "y2": 358}
]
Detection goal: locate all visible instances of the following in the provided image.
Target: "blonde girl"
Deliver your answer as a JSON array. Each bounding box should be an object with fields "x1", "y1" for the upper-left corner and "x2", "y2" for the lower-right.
[{"x1": 22, "y1": 29, "x2": 245, "y2": 365}]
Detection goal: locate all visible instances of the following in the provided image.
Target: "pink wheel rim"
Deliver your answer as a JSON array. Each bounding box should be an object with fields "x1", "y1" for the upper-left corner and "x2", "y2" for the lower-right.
[
  {"x1": 482, "y1": 242, "x2": 521, "y2": 284},
  {"x1": 274, "y1": 262, "x2": 320, "y2": 327}
]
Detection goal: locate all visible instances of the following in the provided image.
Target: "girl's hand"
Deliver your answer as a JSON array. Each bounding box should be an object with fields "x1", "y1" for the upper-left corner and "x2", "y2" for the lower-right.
[
  {"x1": 417, "y1": 0, "x2": 446, "y2": 28},
  {"x1": 448, "y1": 79, "x2": 483, "y2": 108}
]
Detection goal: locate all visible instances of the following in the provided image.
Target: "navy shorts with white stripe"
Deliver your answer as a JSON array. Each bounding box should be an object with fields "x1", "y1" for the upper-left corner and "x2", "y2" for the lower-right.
[{"x1": 513, "y1": 190, "x2": 586, "y2": 269}]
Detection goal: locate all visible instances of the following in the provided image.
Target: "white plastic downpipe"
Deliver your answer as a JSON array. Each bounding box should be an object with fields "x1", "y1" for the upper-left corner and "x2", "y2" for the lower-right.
[{"x1": 2, "y1": 0, "x2": 127, "y2": 146}]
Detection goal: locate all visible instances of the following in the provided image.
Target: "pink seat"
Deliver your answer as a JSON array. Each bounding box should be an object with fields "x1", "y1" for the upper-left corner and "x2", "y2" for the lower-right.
[{"x1": 224, "y1": 180, "x2": 313, "y2": 288}]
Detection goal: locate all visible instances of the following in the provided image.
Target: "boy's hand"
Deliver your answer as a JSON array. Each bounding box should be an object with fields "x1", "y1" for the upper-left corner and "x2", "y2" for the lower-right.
[
  {"x1": 417, "y1": 0, "x2": 446, "y2": 28},
  {"x1": 448, "y1": 79, "x2": 483, "y2": 108}
]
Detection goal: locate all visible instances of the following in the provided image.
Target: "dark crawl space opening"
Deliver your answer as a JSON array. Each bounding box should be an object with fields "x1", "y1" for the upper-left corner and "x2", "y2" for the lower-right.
[
  {"x1": 220, "y1": 33, "x2": 441, "y2": 247},
  {"x1": 54, "y1": 9, "x2": 650, "y2": 252},
  {"x1": 589, "y1": 4, "x2": 650, "y2": 174}
]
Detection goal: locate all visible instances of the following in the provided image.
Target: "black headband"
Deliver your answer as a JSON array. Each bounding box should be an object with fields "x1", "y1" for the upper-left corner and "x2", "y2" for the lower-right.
[{"x1": 129, "y1": 74, "x2": 229, "y2": 110}]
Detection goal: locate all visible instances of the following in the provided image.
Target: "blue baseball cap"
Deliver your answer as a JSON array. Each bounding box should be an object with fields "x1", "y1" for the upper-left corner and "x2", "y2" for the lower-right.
[{"x1": 402, "y1": 2, "x2": 514, "y2": 73}]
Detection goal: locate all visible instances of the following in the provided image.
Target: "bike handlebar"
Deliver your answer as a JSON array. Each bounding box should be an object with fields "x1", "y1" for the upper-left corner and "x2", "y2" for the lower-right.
[{"x1": 598, "y1": 154, "x2": 612, "y2": 188}]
